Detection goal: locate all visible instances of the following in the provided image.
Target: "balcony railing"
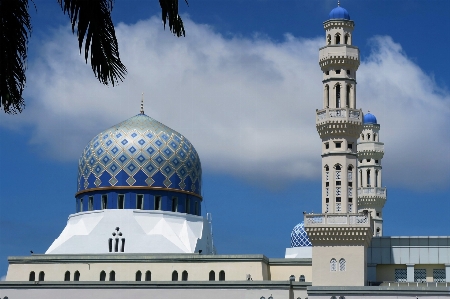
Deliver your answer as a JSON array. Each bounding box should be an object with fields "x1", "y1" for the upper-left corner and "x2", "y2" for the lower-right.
[
  {"x1": 316, "y1": 108, "x2": 362, "y2": 123},
  {"x1": 304, "y1": 213, "x2": 370, "y2": 226},
  {"x1": 357, "y1": 187, "x2": 386, "y2": 196}
]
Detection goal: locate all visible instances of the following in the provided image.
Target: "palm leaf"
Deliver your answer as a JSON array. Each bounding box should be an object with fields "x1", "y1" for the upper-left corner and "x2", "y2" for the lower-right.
[
  {"x1": 159, "y1": 0, "x2": 187, "y2": 37},
  {"x1": 58, "y1": 0, "x2": 127, "y2": 86},
  {"x1": 0, "y1": 0, "x2": 32, "y2": 114}
]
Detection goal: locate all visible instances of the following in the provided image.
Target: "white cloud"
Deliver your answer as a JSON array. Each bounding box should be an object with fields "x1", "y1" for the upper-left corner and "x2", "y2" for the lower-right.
[{"x1": 2, "y1": 17, "x2": 449, "y2": 190}]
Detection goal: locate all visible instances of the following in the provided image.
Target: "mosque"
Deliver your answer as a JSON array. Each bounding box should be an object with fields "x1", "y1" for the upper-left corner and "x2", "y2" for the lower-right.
[{"x1": 0, "y1": 4, "x2": 449, "y2": 299}]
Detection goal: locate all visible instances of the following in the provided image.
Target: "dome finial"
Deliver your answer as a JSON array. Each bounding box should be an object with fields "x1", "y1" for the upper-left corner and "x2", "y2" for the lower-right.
[
  {"x1": 140, "y1": 92, "x2": 145, "y2": 114},
  {"x1": 338, "y1": 0, "x2": 340, "y2": 6}
]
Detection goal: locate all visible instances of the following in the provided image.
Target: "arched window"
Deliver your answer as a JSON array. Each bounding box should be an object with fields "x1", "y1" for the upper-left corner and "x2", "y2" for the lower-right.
[
  {"x1": 172, "y1": 270, "x2": 178, "y2": 281},
  {"x1": 145, "y1": 271, "x2": 151, "y2": 281},
  {"x1": 367, "y1": 133, "x2": 371, "y2": 140},
  {"x1": 339, "y1": 258, "x2": 346, "y2": 271},
  {"x1": 182, "y1": 270, "x2": 188, "y2": 281},
  {"x1": 299, "y1": 275, "x2": 305, "y2": 282},
  {"x1": 335, "y1": 164, "x2": 341, "y2": 171},
  {"x1": 335, "y1": 33, "x2": 341, "y2": 44},
  {"x1": 109, "y1": 270, "x2": 115, "y2": 281},
  {"x1": 74, "y1": 271, "x2": 80, "y2": 281},
  {"x1": 347, "y1": 165, "x2": 353, "y2": 181},
  {"x1": 29, "y1": 271, "x2": 35, "y2": 281},
  {"x1": 373, "y1": 133, "x2": 377, "y2": 141},
  {"x1": 367, "y1": 170, "x2": 371, "y2": 187},
  {"x1": 376, "y1": 227, "x2": 381, "y2": 236},
  {"x1": 209, "y1": 270, "x2": 215, "y2": 281},
  {"x1": 325, "y1": 85, "x2": 330, "y2": 107},
  {"x1": 375, "y1": 170, "x2": 379, "y2": 187},
  {"x1": 219, "y1": 270, "x2": 225, "y2": 281},
  {"x1": 327, "y1": 34, "x2": 331, "y2": 45},
  {"x1": 38, "y1": 271, "x2": 45, "y2": 281},
  {"x1": 135, "y1": 270, "x2": 142, "y2": 281},
  {"x1": 336, "y1": 84, "x2": 341, "y2": 108},
  {"x1": 359, "y1": 169, "x2": 363, "y2": 187},
  {"x1": 101, "y1": 195, "x2": 107, "y2": 209},
  {"x1": 330, "y1": 259, "x2": 337, "y2": 272},
  {"x1": 344, "y1": 34, "x2": 349, "y2": 44},
  {"x1": 100, "y1": 271, "x2": 106, "y2": 281},
  {"x1": 64, "y1": 271, "x2": 70, "y2": 281},
  {"x1": 346, "y1": 85, "x2": 350, "y2": 107},
  {"x1": 361, "y1": 134, "x2": 364, "y2": 140}
]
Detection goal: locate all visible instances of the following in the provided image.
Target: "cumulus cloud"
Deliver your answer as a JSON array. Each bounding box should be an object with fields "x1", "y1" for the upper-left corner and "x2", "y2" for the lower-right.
[{"x1": 1, "y1": 16, "x2": 449, "y2": 190}]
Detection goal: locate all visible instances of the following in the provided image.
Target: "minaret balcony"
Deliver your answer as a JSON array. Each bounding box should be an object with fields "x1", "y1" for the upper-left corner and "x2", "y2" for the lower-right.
[
  {"x1": 357, "y1": 142, "x2": 385, "y2": 153},
  {"x1": 304, "y1": 212, "x2": 371, "y2": 227},
  {"x1": 357, "y1": 187, "x2": 386, "y2": 198},
  {"x1": 316, "y1": 107, "x2": 362, "y2": 124}
]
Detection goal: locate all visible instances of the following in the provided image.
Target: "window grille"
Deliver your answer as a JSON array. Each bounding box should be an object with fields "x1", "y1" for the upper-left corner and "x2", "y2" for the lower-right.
[
  {"x1": 326, "y1": 187, "x2": 329, "y2": 197},
  {"x1": 433, "y1": 269, "x2": 445, "y2": 282},
  {"x1": 395, "y1": 269, "x2": 407, "y2": 282},
  {"x1": 348, "y1": 187, "x2": 352, "y2": 197},
  {"x1": 325, "y1": 203, "x2": 329, "y2": 213},
  {"x1": 348, "y1": 171, "x2": 352, "y2": 181},
  {"x1": 336, "y1": 203, "x2": 342, "y2": 212},
  {"x1": 414, "y1": 269, "x2": 426, "y2": 282},
  {"x1": 348, "y1": 203, "x2": 352, "y2": 213},
  {"x1": 326, "y1": 171, "x2": 329, "y2": 181},
  {"x1": 299, "y1": 275, "x2": 305, "y2": 282},
  {"x1": 339, "y1": 259, "x2": 346, "y2": 271},
  {"x1": 330, "y1": 259, "x2": 337, "y2": 272}
]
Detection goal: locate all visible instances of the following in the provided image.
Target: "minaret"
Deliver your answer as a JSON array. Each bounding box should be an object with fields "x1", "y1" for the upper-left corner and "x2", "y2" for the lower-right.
[
  {"x1": 304, "y1": 3, "x2": 373, "y2": 287},
  {"x1": 357, "y1": 112, "x2": 387, "y2": 236}
]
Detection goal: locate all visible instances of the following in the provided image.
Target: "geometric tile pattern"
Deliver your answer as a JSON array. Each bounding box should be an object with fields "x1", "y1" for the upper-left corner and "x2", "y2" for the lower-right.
[
  {"x1": 395, "y1": 269, "x2": 407, "y2": 282},
  {"x1": 433, "y1": 269, "x2": 446, "y2": 282},
  {"x1": 414, "y1": 269, "x2": 426, "y2": 283},
  {"x1": 77, "y1": 114, "x2": 202, "y2": 196},
  {"x1": 290, "y1": 222, "x2": 312, "y2": 247}
]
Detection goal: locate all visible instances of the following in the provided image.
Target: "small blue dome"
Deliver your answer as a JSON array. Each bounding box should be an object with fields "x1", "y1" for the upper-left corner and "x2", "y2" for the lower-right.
[
  {"x1": 363, "y1": 112, "x2": 377, "y2": 124},
  {"x1": 290, "y1": 222, "x2": 312, "y2": 247},
  {"x1": 328, "y1": 6, "x2": 350, "y2": 20}
]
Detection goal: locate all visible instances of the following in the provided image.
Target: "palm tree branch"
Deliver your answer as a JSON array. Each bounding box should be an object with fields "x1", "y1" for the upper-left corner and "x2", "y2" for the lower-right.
[{"x1": 159, "y1": 0, "x2": 187, "y2": 37}]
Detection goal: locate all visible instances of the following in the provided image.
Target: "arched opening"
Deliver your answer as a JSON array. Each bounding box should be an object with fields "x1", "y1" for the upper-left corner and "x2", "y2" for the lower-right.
[
  {"x1": 325, "y1": 85, "x2": 330, "y2": 107},
  {"x1": 335, "y1": 33, "x2": 341, "y2": 44},
  {"x1": 135, "y1": 270, "x2": 142, "y2": 281},
  {"x1": 346, "y1": 85, "x2": 350, "y2": 107},
  {"x1": 373, "y1": 133, "x2": 377, "y2": 141},
  {"x1": 74, "y1": 271, "x2": 80, "y2": 281},
  {"x1": 327, "y1": 34, "x2": 331, "y2": 45},
  {"x1": 118, "y1": 194, "x2": 124, "y2": 209},
  {"x1": 209, "y1": 270, "x2": 215, "y2": 281},
  {"x1": 219, "y1": 270, "x2": 225, "y2": 281},
  {"x1": 361, "y1": 134, "x2": 364, "y2": 140},
  {"x1": 335, "y1": 84, "x2": 341, "y2": 108},
  {"x1": 109, "y1": 270, "x2": 115, "y2": 281},
  {"x1": 367, "y1": 133, "x2": 371, "y2": 140},
  {"x1": 344, "y1": 34, "x2": 349, "y2": 44},
  {"x1": 335, "y1": 164, "x2": 341, "y2": 171},
  {"x1": 339, "y1": 259, "x2": 346, "y2": 271},
  {"x1": 64, "y1": 271, "x2": 70, "y2": 281},
  {"x1": 367, "y1": 170, "x2": 371, "y2": 187},
  {"x1": 359, "y1": 170, "x2": 363, "y2": 187},
  {"x1": 182, "y1": 270, "x2": 188, "y2": 281},
  {"x1": 38, "y1": 271, "x2": 45, "y2": 281},
  {"x1": 100, "y1": 271, "x2": 106, "y2": 281},
  {"x1": 375, "y1": 170, "x2": 379, "y2": 187},
  {"x1": 376, "y1": 227, "x2": 381, "y2": 236},
  {"x1": 101, "y1": 195, "x2": 107, "y2": 209},
  {"x1": 29, "y1": 271, "x2": 35, "y2": 281},
  {"x1": 299, "y1": 275, "x2": 305, "y2": 282},
  {"x1": 145, "y1": 271, "x2": 152, "y2": 281},
  {"x1": 172, "y1": 270, "x2": 178, "y2": 281},
  {"x1": 330, "y1": 259, "x2": 337, "y2": 272}
]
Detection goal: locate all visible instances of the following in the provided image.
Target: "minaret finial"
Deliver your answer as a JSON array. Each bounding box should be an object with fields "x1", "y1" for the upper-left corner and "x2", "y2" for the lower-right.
[
  {"x1": 140, "y1": 93, "x2": 144, "y2": 114},
  {"x1": 338, "y1": 0, "x2": 340, "y2": 6}
]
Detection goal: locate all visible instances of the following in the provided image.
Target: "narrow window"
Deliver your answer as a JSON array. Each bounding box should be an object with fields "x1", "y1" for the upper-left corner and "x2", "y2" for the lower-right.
[
  {"x1": 375, "y1": 160, "x2": 379, "y2": 164},
  {"x1": 375, "y1": 170, "x2": 379, "y2": 187},
  {"x1": 135, "y1": 271, "x2": 142, "y2": 281},
  {"x1": 38, "y1": 271, "x2": 45, "y2": 281},
  {"x1": 330, "y1": 259, "x2": 337, "y2": 272},
  {"x1": 29, "y1": 271, "x2": 35, "y2": 281},
  {"x1": 195, "y1": 202, "x2": 199, "y2": 216},
  {"x1": 121, "y1": 238, "x2": 125, "y2": 252},
  {"x1": 376, "y1": 212, "x2": 380, "y2": 217},
  {"x1": 79, "y1": 198, "x2": 83, "y2": 212},
  {"x1": 299, "y1": 275, "x2": 305, "y2": 282},
  {"x1": 101, "y1": 195, "x2": 107, "y2": 209},
  {"x1": 88, "y1": 196, "x2": 94, "y2": 211},
  {"x1": 136, "y1": 194, "x2": 144, "y2": 210},
  {"x1": 346, "y1": 70, "x2": 350, "y2": 75},
  {"x1": 64, "y1": 271, "x2": 70, "y2": 281},
  {"x1": 100, "y1": 271, "x2": 106, "y2": 281},
  {"x1": 359, "y1": 170, "x2": 362, "y2": 186},
  {"x1": 182, "y1": 270, "x2": 188, "y2": 281},
  {"x1": 325, "y1": 71, "x2": 329, "y2": 75},
  {"x1": 108, "y1": 238, "x2": 113, "y2": 252},
  {"x1": 325, "y1": 142, "x2": 329, "y2": 149},
  {"x1": 373, "y1": 133, "x2": 377, "y2": 141},
  {"x1": 145, "y1": 271, "x2": 151, "y2": 281},
  {"x1": 336, "y1": 85, "x2": 341, "y2": 108},
  {"x1": 155, "y1": 196, "x2": 161, "y2": 210},
  {"x1": 335, "y1": 69, "x2": 341, "y2": 74},
  {"x1": 327, "y1": 34, "x2": 331, "y2": 45},
  {"x1": 366, "y1": 159, "x2": 371, "y2": 162},
  {"x1": 109, "y1": 271, "x2": 115, "y2": 281},
  {"x1": 118, "y1": 194, "x2": 124, "y2": 209},
  {"x1": 367, "y1": 170, "x2": 371, "y2": 187},
  {"x1": 347, "y1": 143, "x2": 352, "y2": 150},
  {"x1": 376, "y1": 227, "x2": 380, "y2": 236},
  {"x1": 74, "y1": 271, "x2": 80, "y2": 281},
  {"x1": 219, "y1": 270, "x2": 225, "y2": 281},
  {"x1": 335, "y1": 142, "x2": 341, "y2": 148},
  {"x1": 335, "y1": 34, "x2": 340, "y2": 44},
  {"x1": 171, "y1": 197, "x2": 178, "y2": 212},
  {"x1": 339, "y1": 259, "x2": 346, "y2": 271},
  {"x1": 172, "y1": 270, "x2": 178, "y2": 281},
  {"x1": 361, "y1": 134, "x2": 364, "y2": 140},
  {"x1": 344, "y1": 34, "x2": 349, "y2": 44},
  {"x1": 367, "y1": 133, "x2": 371, "y2": 140},
  {"x1": 326, "y1": 85, "x2": 330, "y2": 107},
  {"x1": 346, "y1": 85, "x2": 350, "y2": 107},
  {"x1": 209, "y1": 270, "x2": 215, "y2": 281},
  {"x1": 186, "y1": 198, "x2": 190, "y2": 214}
]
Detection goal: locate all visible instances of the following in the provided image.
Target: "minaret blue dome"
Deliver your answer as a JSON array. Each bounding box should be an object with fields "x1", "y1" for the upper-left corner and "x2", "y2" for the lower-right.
[
  {"x1": 290, "y1": 222, "x2": 312, "y2": 247},
  {"x1": 363, "y1": 112, "x2": 378, "y2": 124},
  {"x1": 328, "y1": 5, "x2": 350, "y2": 20},
  {"x1": 77, "y1": 113, "x2": 202, "y2": 197}
]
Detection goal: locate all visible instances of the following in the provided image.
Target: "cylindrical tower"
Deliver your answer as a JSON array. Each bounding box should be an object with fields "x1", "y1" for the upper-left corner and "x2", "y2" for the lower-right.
[{"x1": 357, "y1": 112, "x2": 387, "y2": 236}]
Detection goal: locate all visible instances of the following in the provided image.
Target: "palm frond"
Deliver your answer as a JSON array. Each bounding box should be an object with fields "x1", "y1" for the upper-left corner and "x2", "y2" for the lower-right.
[
  {"x1": 0, "y1": 0, "x2": 32, "y2": 114},
  {"x1": 58, "y1": 0, "x2": 127, "y2": 86},
  {"x1": 159, "y1": 0, "x2": 187, "y2": 37}
]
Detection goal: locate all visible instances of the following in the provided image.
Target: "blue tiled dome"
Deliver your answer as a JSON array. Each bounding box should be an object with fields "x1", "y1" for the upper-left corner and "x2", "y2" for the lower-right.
[
  {"x1": 329, "y1": 5, "x2": 350, "y2": 20},
  {"x1": 290, "y1": 222, "x2": 312, "y2": 247},
  {"x1": 363, "y1": 112, "x2": 377, "y2": 124},
  {"x1": 77, "y1": 114, "x2": 202, "y2": 196}
]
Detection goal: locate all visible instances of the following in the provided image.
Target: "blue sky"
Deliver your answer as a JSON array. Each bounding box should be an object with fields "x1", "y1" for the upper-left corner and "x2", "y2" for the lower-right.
[{"x1": 1, "y1": 0, "x2": 449, "y2": 278}]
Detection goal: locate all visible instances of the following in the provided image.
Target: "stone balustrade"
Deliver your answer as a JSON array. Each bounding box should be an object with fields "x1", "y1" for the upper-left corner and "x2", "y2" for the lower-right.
[
  {"x1": 357, "y1": 187, "x2": 386, "y2": 197},
  {"x1": 316, "y1": 107, "x2": 362, "y2": 123},
  {"x1": 304, "y1": 213, "x2": 371, "y2": 226}
]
